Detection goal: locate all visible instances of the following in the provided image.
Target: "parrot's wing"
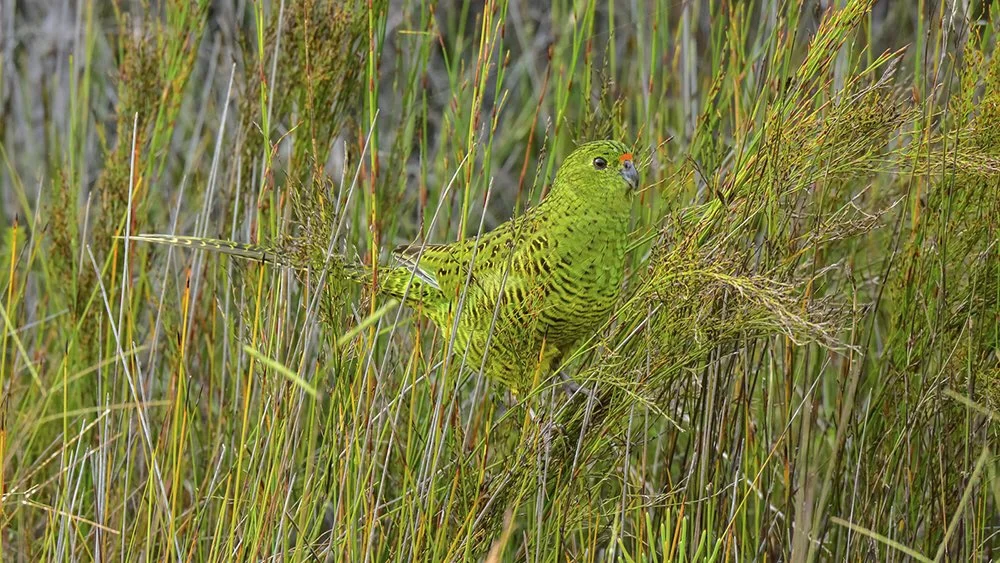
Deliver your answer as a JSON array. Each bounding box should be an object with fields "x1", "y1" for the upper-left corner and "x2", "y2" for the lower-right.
[
  {"x1": 390, "y1": 243, "x2": 463, "y2": 292},
  {"x1": 377, "y1": 242, "x2": 467, "y2": 308},
  {"x1": 391, "y1": 244, "x2": 450, "y2": 290},
  {"x1": 391, "y1": 230, "x2": 517, "y2": 296},
  {"x1": 386, "y1": 212, "x2": 547, "y2": 310}
]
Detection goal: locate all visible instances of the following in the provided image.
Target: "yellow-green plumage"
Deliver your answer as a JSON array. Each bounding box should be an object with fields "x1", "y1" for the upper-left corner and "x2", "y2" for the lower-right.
[
  {"x1": 378, "y1": 140, "x2": 638, "y2": 394},
  {"x1": 131, "y1": 140, "x2": 639, "y2": 395}
]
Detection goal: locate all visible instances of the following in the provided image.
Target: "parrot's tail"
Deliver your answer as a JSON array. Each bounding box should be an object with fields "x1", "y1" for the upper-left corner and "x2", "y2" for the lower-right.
[
  {"x1": 126, "y1": 234, "x2": 283, "y2": 264},
  {"x1": 126, "y1": 234, "x2": 368, "y2": 282}
]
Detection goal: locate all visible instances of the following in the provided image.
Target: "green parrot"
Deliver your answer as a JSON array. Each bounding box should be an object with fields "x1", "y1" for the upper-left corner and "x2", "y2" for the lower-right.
[{"x1": 133, "y1": 140, "x2": 639, "y2": 395}]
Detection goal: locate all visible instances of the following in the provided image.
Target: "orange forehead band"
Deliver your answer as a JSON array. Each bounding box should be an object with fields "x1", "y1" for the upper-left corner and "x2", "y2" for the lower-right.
[{"x1": 619, "y1": 153, "x2": 633, "y2": 163}]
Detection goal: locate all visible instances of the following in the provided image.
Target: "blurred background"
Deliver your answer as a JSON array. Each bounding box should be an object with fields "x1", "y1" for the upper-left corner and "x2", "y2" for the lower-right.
[{"x1": 1, "y1": 0, "x2": 999, "y2": 560}]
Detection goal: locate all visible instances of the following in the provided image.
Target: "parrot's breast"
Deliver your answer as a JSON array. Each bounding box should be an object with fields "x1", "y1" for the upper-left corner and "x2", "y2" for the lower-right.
[{"x1": 535, "y1": 211, "x2": 628, "y2": 349}]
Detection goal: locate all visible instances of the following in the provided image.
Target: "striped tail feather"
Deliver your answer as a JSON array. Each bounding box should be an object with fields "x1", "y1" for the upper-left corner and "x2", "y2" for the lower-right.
[
  {"x1": 126, "y1": 234, "x2": 285, "y2": 265},
  {"x1": 127, "y1": 234, "x2": 370, "y2": 283}
]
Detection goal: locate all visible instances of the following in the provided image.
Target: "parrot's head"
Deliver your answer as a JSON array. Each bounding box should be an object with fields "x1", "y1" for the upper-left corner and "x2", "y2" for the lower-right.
[{"x1": 555, "y1": 140, "x2": 639, "y2": 198}]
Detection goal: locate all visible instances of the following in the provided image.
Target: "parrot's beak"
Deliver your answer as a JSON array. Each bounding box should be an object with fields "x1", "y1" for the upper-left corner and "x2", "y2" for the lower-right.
[{"x1": 620, "y1": 157, "x2": 639, "y2": 191}]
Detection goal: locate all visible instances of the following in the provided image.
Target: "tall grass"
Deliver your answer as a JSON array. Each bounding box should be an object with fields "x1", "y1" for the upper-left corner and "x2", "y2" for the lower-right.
[{"x1": 1, "y1": 0, "x2": 998, "y2": 560}]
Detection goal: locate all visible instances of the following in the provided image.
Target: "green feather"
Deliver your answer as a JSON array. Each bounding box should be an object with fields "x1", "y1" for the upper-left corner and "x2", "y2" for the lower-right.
[{"x1": 379, "y1": 140, "x2": 637, "y2": 393}]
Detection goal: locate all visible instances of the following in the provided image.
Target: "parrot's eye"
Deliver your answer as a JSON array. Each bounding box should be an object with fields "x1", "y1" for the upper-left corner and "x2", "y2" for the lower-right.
[{"x1": 593, "y1": 157, "x2": 608, "y2": 170}]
